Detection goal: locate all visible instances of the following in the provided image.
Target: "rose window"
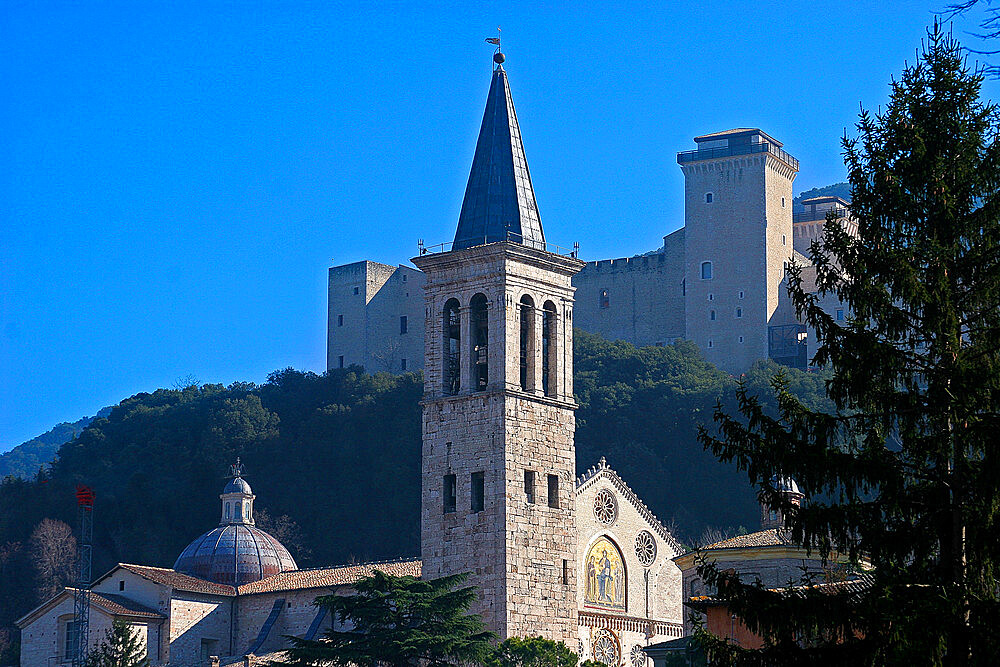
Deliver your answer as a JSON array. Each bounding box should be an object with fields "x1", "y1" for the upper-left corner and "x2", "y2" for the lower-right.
[
  {"x1": 592, "y1": 629, "x2": 620, "y2": 666},
  {"x1": 594, "y1": 489, "x2": 618, "y2": 525},
  {"x1": 630, "y1": 644, "x2": 647, "y2": 667},
  {"x1": 634, "y1": 530, "x2": 656, "y2": 567}
]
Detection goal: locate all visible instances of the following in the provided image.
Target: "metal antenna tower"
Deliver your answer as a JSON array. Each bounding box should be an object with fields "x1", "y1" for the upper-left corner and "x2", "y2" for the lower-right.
[{"x1": 71, "y1": 485, "x2": 95, "y2": 667}]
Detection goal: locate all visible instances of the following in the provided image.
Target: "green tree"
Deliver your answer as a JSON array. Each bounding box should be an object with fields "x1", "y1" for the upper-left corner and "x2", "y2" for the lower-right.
[
  {"x1": 487, "y1": 636, "x2": 577, "y2": 667},
  {"x1": 697, "y1": 24, "x2": 1000, "y2": 665},
  {"x1": 84, "y1": 620, "x2": 149, "y2": 667},
  {"x1": 278, "y1": 571, "x2": 494, "y2": 667}
]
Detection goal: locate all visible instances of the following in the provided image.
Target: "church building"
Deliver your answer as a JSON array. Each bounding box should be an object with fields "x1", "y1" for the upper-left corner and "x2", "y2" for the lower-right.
[{"x1": 18, "y1": 49, "x2": 685, "y2": 667}]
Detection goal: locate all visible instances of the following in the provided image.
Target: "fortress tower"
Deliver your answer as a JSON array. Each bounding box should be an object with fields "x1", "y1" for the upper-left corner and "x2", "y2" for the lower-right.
[
  {"x1": 678, "y1": 129, "x2": 798, "y2": 372},
  {"x1": 412, "y1": 52, "x2": 584, "y2": 643}
]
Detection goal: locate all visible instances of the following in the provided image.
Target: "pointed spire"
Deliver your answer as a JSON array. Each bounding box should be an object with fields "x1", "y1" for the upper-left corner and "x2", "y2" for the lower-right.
[{"x1": 453, "y1": 55, "x2": 545, "y2": 251}]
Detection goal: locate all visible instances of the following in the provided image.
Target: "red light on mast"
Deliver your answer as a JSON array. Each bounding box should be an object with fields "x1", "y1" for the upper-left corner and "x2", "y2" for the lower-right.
[{"x1": 75, "y1": 485, "x2": 95, "y2": 508}]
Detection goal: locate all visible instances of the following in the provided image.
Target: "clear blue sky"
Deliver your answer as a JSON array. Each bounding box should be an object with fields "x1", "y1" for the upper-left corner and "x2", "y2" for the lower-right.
[{"x1": 2, "y1": 1, "x2": 996, "y2": 450}]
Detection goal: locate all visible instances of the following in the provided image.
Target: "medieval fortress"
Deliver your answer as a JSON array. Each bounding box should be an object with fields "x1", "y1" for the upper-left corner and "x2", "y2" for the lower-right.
[
  {"x1": 328, "y1": 130, "x2": 851, "y2": 376},
  {"x1": 18, "y1": 53, "x2": 849, "y2": 667}
]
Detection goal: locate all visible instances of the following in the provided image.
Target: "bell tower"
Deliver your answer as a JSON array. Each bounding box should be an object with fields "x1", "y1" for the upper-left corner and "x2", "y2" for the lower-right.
[{"x1": 413, "y1": 50, "x2": 584, "y2": 643}]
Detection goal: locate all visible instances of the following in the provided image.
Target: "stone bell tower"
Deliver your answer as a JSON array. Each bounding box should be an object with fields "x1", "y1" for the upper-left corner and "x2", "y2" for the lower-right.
[{"x1": 413, "y1": 50, "x2": 584, "y2": 644}]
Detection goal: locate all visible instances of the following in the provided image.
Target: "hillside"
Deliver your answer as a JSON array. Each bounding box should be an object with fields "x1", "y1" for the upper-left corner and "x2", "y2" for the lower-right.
[
  {"x1": 793, "y1": 182, "x2": 851, "y2": 209},
  {"x1": 0, "y1": 333, "x2": 832, "y2": 652},
  {"x1": 0, "y1": 410, "x2": 109, "y2": 480}
]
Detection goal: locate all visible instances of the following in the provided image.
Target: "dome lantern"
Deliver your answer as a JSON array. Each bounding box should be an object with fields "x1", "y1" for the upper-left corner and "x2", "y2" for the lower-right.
[{"x1": 220, "y1": 458, "x2": 255, "y2": 526}]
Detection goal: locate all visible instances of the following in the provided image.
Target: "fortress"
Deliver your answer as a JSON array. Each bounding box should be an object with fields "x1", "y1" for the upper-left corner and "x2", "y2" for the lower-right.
[{"x1": 327, "y1": 132, "x2": 852, "y2": 376}]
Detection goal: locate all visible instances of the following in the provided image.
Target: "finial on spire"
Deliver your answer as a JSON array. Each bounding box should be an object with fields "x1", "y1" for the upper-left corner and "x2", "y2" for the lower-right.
[
  {"x1": 229, "y1": 457, "x2": 244, "y2": 479},
  {"x1": 485, "y1": 27, "x2": 503, "y2": 65}
]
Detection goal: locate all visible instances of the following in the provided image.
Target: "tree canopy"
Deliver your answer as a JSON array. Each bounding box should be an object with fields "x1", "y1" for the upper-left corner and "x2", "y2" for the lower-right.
[
  {"x1": 698, "y1": 24, "x2": 1000, "y2": 665},
  {"x1": 278, "y1": 571, "x2": 494, "y2": 667}
]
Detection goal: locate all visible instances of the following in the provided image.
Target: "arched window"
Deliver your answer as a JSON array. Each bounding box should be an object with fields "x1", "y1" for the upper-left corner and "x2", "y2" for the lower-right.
[
  {"x1": 225, "y1": 503, "x2": 231, "y2": 520},
  {"x1": 599, "y1": 289, "x2": 609, "y2": 309},
  {"x1": 235, "y1": 502, "x2": 242, "y2": 522},
  {"x1": 542, "y1": 301, "x2": 557, "y2": 397},
  {"x1": 710, "y1": 310, "x2": 716, "y2": 321},
  {"x1": 705, "y1": 193, "x2": 713, "y2": 203},
  {"x1": 470, "y1": 294, "x2": 489, "y2": 391},
  {"x1": 519, "y1": 295, "x2": 535, "y2": 392},
  {"x1": 736, "y1": 307, "x2": 742, "y2": 318},
  {"x1": 701, "y1": 261, "x2": 713, "y2": 280},
  {"x1": 443, "y1": 299, "x2": 461, "y2": 395}
]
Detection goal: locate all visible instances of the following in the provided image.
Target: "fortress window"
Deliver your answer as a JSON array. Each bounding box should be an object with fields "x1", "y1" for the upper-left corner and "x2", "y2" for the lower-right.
[
  {"x1": 547, "y1": 474, "x2": 560, "y2": 508},
  {"x1": 739, "y1": 336, "x2": 744, "y2": 343},
  {"x1": 400, "y1": 358, "x2": 407, "y2": 371},
  {"x1": 543, "y1": 301, "x2": 557, "y2": 397},
  {"x1": 338, "y1": 355, "x2": 344, "y2": 368},
  {"x1": 739, "y1": 290, "x2": 744, "y2": 299},
  {"x1": 562, "y1": 559, "x2": 569, "y2": 585},
  {"x1": 710, "y1": 310, "x2": 716, "y2": 321},
  {"x1": 119, "y1": 580, "x2": 125, "y2": 591},
  {"x1": 443, "y1": 299, "x2": 461, "y2": 395},
  {"x1": 338, "y1": 314, "x2": 344, "y2": 326},
  {"x1": 705, "y1": 193, "x2": 713, "y2": 203},
  {"x1": 708, "y1": 293, "x2": 713, "y2": 301},
  {"x1": 782, "y1": 234, "x2": 787, "y2": 246},
  {"x1": 353, "y1": 286, "x2": 359, "y2": 295},
  {"x1": 736, "y1": 307, "x2": 742, "y2": 318},
  {"x1": 681, "y1": 279, "x2": 686, "y2": 296},
  {"x1": 471, "y1": 472, "x2": 485, "y2": 513},
  {"x1": 525, "y1": 470, "x2": 537, "y2": 503},
  {"x1": 708, "y1": 340, "x2": 714, "y2": 348},
  {"x1": 400, "y1": 316, "x2": 408, "y2": 334},
  {"x1": 701, "y1": 262, "x2": 713, "y2": 280},
  {"x1": 443, "y1": 474, "x2": 456, "y2": 514},
  {"x1": 470, "y1": 294, "x2": 489, "y2": 391},
  {"x1": 519, "y1": 295, "x2": 535, "y2": 391},
  {"x1": 599, "y1": 289, "x2": 609, "y2": 309},
  {"x1": 782, "y1": 197, "x2": 786, "y2": 208},
  {"x1": 402, "y1": 273, "x2": 407, "y2": 282}
]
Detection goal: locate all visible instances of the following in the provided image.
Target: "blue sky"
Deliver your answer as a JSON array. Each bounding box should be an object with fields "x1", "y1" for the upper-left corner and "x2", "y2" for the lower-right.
[{"x1": 2, "y1": 1, "x2": 997, "y2": 450}]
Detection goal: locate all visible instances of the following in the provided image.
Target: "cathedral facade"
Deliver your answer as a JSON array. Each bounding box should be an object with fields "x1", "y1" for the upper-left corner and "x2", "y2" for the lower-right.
[{"x1": 18, "y1": 51, "x2": 685, "y2": 667}]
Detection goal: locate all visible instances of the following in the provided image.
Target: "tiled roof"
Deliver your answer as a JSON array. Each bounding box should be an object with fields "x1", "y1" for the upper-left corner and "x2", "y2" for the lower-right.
[
  {"x1": 686, "y1": 574, "x2": 873, "y2": 609},
  {"x1": 118, "y1": 563, "x2": 236, "y2": 596},
  {"x1": 701, "y1": 528, "x2": 795, "y2": 550},
  {"x1": 238, "y1": 558, "x2": 422, "y2": 595},
  {"x1": 91, "y1": 592, "x2": 165, "y2": 619}
]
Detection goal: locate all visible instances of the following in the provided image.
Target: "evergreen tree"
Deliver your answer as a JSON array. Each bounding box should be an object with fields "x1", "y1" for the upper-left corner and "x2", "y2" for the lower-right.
[
  {"x1": 487, "y1": 636, "x2": 578, "y2": 667},
  {"x1": 277, "y1": 571, "x2": 494, "y2": 667},
  {"x1": 697, "y1": 24, "x2": 1000, "y2": 665},
  {"x1": 84, "y1": 620, "x2": 149, "y2": 667}
]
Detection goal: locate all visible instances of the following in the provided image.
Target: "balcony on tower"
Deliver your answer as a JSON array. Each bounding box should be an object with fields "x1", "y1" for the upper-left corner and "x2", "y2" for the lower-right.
[{"x1": 676, "y1": 128, "x2": 799, "y2": 170}]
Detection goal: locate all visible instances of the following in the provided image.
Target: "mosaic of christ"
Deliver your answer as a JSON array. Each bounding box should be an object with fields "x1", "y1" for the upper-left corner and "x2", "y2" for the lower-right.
[{"x1": 584, "y1": 536, "x2": 626, "y2": 611}]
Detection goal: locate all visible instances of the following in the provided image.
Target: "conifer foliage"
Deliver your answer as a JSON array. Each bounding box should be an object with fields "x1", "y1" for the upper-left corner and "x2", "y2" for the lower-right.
[
  {"x1": 279, "y1": 571, "x2": 494, "y2": 667},
  {"x1": 84, "y1": 620, "x2": 149, "y2": 667},
  {"x1": 697, "y1": 24, "x2": 1000, "y2": 665}
]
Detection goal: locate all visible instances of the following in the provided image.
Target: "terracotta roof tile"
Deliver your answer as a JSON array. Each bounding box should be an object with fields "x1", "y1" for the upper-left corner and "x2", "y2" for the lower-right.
[
  {"x1": 118, "y1": 563, "x2": 236, "y2": 596},
  {"x1": 237, "y1": 558, "x2": 422, "y2": 595},
  {"x1": 90, "y1": 592, "x2": 165, "y2": 619},
  {"x1": 701, "y1": 528, "x2": 795, "y2": 550}
]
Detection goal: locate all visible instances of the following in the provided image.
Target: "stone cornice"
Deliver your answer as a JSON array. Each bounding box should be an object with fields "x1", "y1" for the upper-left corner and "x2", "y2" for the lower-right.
[{"x1": 412, "y1": 241, "x2": 584, "y2": 279}]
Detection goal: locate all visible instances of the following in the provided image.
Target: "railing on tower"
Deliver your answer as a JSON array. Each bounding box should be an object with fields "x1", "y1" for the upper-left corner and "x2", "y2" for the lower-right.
[
  {"x1": 417, "y1": 232, "x2": 580, "y2": 258},
  {"x1": 676, "y1": 141, "x2": 799, "y2": 170}
]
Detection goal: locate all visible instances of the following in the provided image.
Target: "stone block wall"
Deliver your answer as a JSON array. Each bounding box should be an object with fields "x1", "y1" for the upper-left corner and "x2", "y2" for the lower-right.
[{"x1": 167, "y1": 594, "x2": 232, "y2": 667}]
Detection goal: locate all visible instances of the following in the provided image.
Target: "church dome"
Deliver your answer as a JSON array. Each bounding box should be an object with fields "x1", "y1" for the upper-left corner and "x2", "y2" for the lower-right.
[
  {"x1": 173, "y1": 460, "x2": 297, "y2": 586},
  {"x1": 224, "y1": 476, "x2": 252, "y2": 495},
  {"x1": 173, "y1": 523, "x2": 297, "y2": 586}
]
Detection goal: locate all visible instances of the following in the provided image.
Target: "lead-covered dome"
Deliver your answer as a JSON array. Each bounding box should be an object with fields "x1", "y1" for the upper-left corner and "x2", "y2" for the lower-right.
[
  {"x1": 173, "y1": 523, "x2": 297, "y2": 586},
  {"x1": 173, "y1": 460, "x2": 297, "y2": 586}
]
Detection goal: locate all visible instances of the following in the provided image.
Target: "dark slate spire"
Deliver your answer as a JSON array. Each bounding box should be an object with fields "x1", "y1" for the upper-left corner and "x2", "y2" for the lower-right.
[{"x1": 453, "y1": 58, "x2": 545, "y2": 251}]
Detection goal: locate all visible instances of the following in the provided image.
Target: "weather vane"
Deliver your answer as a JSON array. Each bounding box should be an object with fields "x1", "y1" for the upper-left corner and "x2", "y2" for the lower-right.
[
  {"x1": 485, "y1": 27, "x2": 503, "y2": 66},
  {"x1": 229, "y1": 457, "x2": 244, "y2": 479}
]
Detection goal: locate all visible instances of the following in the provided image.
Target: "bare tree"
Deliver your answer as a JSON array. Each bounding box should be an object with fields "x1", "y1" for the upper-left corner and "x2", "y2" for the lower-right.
[
  {"x1": 255, "y1": 507, "x2": 312, "y2": 561},
  {"x1": 370, "y1": 337, "x2": 402, "y2": 373},
  {"x1": 28, "y1": 518, "x2": 77, "y2": 602}
]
